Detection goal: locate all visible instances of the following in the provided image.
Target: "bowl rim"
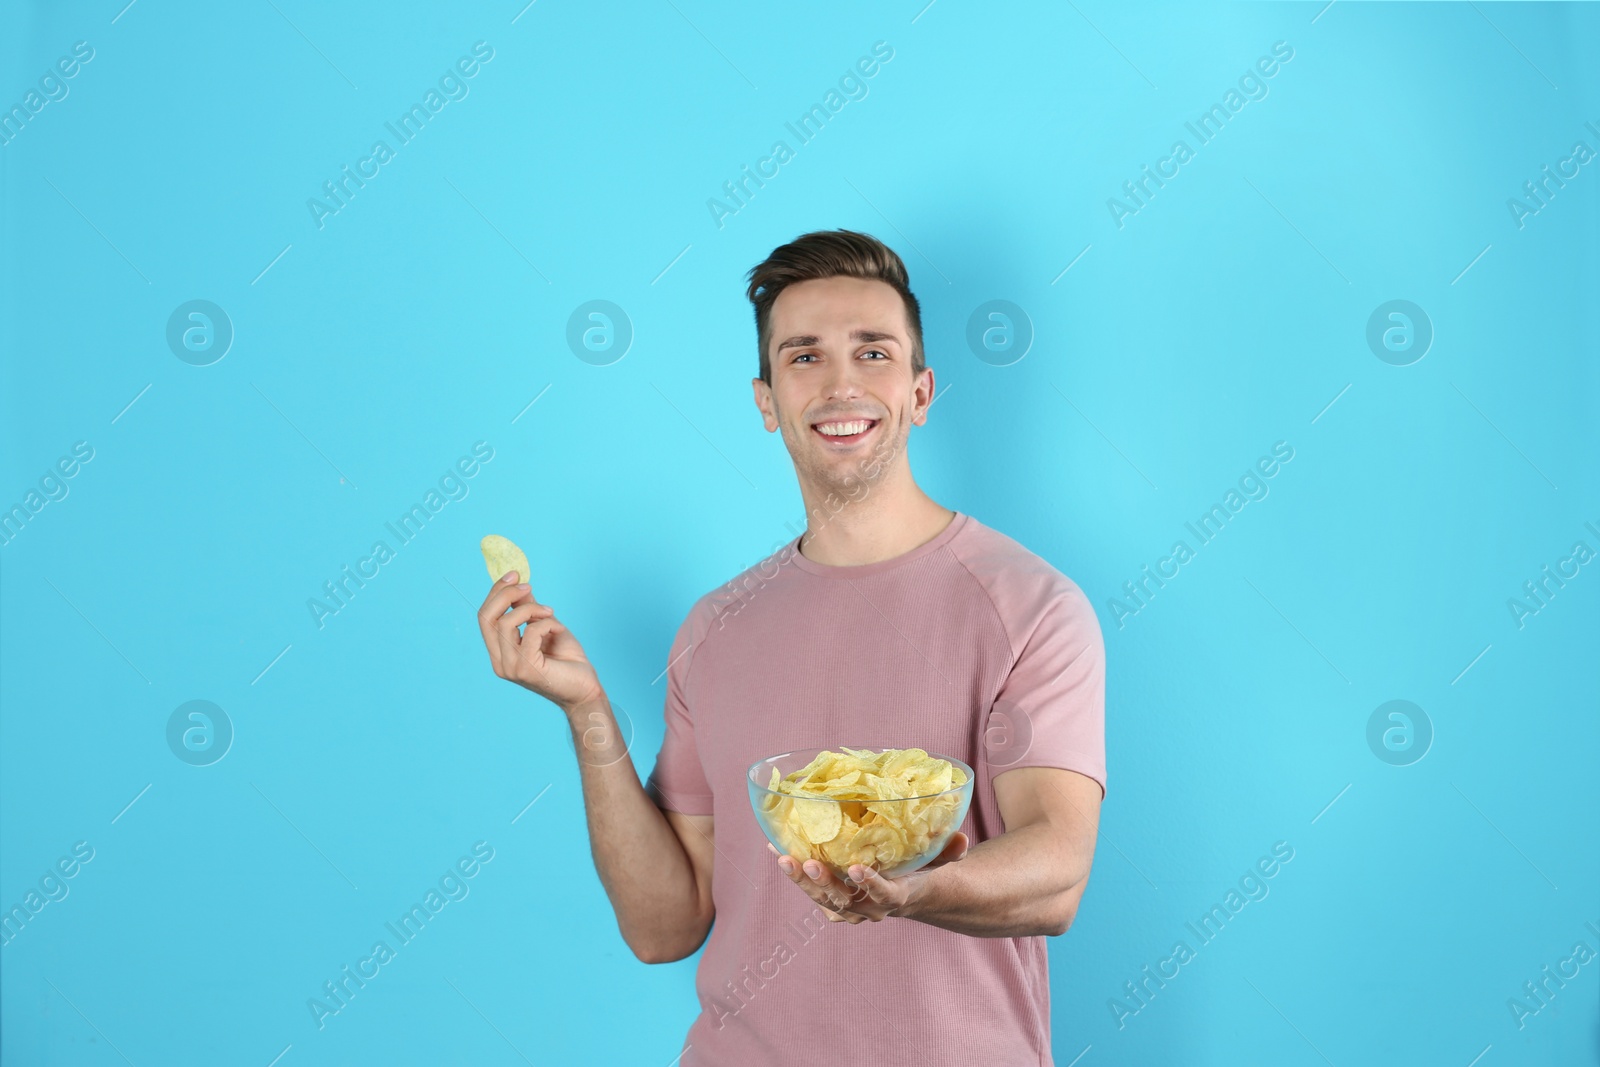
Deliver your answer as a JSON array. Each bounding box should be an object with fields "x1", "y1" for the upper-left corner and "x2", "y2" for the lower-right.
[{"x1": 746, "y1": 746, "x2": 975, "y2": 803}]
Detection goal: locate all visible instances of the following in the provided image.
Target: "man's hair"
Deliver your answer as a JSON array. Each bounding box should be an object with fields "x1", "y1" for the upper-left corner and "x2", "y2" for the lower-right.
[{"x1": 744, "y1": 229, "x2": 924, "y2": 386}]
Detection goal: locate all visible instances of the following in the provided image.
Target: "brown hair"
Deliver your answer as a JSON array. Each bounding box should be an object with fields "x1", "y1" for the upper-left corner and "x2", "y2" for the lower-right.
[{"x1": 744, "y1": 229, "x2": 924, "y2": 386}]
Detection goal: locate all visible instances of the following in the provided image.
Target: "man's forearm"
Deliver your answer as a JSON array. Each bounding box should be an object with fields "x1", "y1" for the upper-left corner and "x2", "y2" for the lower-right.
[
  {"x1": 560, "y1": 692, "x2": 707, "y2": 959},
  {"x1": 895, "y1": 822, "x2": 1083, "y2": 938}
]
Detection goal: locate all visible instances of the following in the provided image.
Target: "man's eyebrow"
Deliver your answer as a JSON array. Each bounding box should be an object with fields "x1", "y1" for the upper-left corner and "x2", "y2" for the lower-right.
[
  {"x1": 774, "y1": 329, "x2": 902, "y2": 353},
  {"x1": 851, "y1": 330, "x2": 900, "y2": 346}
]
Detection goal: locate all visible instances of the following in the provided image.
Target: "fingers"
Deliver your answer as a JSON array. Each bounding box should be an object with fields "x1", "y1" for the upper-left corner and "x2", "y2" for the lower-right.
[
  {"x1": 766, "y1": 844, "x2": 872, "y2": 922},
  {"x1": 800, "y1": 860, "x2": 858, "y2": 913},
  {"x1": 845, "y1": 865, "x2": 895, "y2": 906},
  {"x1": 492, "y1": 604, "x2": 554, "y2": 673},
  {"x1": 496, "y1": 598, "x2": 550, "y2": 629},
  {"x1": 484, "y1": 591, "x2": 554, "y2": 673},
  {"x1": 926, "y1": 831, "x2": 970, "y2": 869},
  {"x1": 769, "y1": 845, "x2": 853, "y2": 913},
  {"x1": 775, "y1": 853, "x2": 824, "y2": 900},
  {"x1": 496, "y1": 614, "x2": 562, "y2": 677},
  {"x1": 477, "y1": 575, "x2": 535, "y2": 660},
  {"x1": 480, "y1": 573, "x2": 539, "y2": 620},
  {"x1": 798, "y1": 861, "x2": 866, "y2": 916},
  {"x1": 495, "y1": 600, "x2": 553, "y2": 645}
]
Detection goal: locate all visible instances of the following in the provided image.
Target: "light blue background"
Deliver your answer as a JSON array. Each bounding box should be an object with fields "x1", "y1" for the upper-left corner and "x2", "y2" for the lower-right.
[{"x1": 3, "y1": 1, "x2": 1597, "y2": 1064}]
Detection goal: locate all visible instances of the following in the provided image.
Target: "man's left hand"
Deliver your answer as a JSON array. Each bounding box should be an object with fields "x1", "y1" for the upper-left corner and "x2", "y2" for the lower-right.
[{"x1": 768, "y1": 833, "x2": 970, "y2": 923}]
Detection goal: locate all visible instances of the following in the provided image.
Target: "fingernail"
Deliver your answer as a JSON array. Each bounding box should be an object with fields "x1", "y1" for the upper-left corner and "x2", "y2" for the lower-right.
[
  {"x1": 502, "y1": 573, "x2": 516, "y2": 583},
  {"x1": 517, "y1": 583, "x2": 530, "y2": 591}
]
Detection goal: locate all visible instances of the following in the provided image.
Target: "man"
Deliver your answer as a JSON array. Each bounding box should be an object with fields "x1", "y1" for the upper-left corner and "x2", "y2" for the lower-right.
[{"x1": 476, "y1": 229, "x2": 1105, "y2": 1065}]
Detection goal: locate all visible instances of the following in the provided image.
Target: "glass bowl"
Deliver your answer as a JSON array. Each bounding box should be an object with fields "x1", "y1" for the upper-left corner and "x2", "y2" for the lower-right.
[{"x1": 748, "y1": 746, "x2": 974, "y2": 882}]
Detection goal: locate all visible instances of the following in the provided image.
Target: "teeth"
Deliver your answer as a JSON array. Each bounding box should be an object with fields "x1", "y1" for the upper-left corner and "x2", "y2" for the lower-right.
[{"x1": 817, "y1": 420, "x2": 871, "y2": 437}]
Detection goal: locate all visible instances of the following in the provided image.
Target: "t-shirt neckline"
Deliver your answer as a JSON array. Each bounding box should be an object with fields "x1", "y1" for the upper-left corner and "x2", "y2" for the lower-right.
[{"x1": 786, "y1": 510, "x2": 970, "y2": 579}]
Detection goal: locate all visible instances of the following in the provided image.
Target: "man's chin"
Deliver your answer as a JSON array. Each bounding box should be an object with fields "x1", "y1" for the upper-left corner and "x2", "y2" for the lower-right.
[
  {"x1": 805, "y1": 453, "x2": 895, "y2": 500},
  {"x1": 782, "y1": 421, "x2": 902, "y2": 487}
]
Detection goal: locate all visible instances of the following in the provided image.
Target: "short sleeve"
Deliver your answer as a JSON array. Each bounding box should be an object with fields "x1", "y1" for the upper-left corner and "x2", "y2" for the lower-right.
[
  {"x1": 644, "y1": 608, "x2": 716, "y2": 815},
  {"x1": 985, "y1": 579, "x2": 1106, "y2": 799}
]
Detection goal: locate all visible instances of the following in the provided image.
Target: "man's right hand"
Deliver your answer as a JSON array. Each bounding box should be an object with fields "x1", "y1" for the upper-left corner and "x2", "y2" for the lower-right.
[{"x1": 476, "y1": 571, "x2": 603, "y2": 711}]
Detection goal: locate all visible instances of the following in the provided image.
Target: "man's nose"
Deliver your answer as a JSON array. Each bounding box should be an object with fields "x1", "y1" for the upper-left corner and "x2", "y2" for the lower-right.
[{"x1": 822, "y1": 363, "x2": 863, "y2": 401}]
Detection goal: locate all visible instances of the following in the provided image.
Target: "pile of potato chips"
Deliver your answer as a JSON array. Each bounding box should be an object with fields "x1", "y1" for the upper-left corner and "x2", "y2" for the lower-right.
[{"x1": 757, "y1": 747, "x2": 969, "y2": 874}]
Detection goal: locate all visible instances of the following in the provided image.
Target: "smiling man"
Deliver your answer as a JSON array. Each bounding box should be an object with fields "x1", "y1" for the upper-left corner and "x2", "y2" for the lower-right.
[{"x1": 476, "y1": 229, "x2": 1106, "y2": 1066}]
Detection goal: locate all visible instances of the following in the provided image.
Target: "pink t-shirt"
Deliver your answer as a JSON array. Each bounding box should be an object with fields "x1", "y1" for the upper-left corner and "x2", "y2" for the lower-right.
[{"x1": 644, "y1": 510, "x2": 1106, "y2": 1066}]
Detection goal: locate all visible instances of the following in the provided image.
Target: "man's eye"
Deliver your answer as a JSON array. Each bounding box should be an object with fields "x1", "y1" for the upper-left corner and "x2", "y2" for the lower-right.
[{"x1": 793, "y1": 349, "x2": 887, "y2": 362}]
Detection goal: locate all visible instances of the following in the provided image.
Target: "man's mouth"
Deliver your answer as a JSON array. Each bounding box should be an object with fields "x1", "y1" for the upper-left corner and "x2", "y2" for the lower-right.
[{"x1": 811, "y1": 418, "x2": 879, "y2": 445}]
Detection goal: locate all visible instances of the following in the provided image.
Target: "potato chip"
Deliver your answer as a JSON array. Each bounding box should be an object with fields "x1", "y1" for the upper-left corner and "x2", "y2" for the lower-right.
[
  {"x1": 881, "y1": 747, "x2": 929, "y2": 778},
  {"x1": 817, "y1": 770, "x2": 862, "y2": 794},
  {"x1": 757, "y1": 746, "x2": 970, "y2": 877},
  {"x1": 480, "y1": 534, "x2": 531, "y2": 585},
  {"x1": 918, "y1": 763, "x2": 953, "y2": 795},
  {"x1": 793, "y1": 797, "x2": 843, "y2": 844},
  {"x1": 864, "y1": 799, "x2": 905, "y2": 828},
  {"x1": 864, "y1": 772, "x2": 906, "y2": 800},
  {"x1": 760, "y1": 766, "x2": 784, "y2": 812},
  {"x1": 820, "y1": 813, "x2": 861, "y2": 866}
]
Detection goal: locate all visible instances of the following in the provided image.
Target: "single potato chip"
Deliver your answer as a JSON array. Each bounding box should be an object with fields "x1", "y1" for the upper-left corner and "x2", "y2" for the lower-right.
[
  {"x1": 881, "y1": 748, "x2": 930, "y2": 778},
  {"x1": 761, "y1": 766, "x2": 784, "y2": 812},
  {"x1": 481, "y1": 534, "x2": 531, "y2": 586},
  {"x1": 794, "y1": 797, "x2": 844, "y2": 845},
  {"x1": 919, "y1": 764, "x2": 953, "y2": 795}
]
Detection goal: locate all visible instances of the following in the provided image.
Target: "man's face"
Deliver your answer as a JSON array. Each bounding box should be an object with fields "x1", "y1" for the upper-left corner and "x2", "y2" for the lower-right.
[{"x1": 753, "y1": 275, "x2": 932, "y2": 499}]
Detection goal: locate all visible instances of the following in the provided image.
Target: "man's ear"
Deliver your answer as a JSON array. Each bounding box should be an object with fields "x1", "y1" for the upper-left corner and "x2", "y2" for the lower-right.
[
  {"x1": 752, "y1": 377, "x2": 779, "y2": 432},
  {"x1": 910, "y1": 366, "x2": 936, "y2": 426}
]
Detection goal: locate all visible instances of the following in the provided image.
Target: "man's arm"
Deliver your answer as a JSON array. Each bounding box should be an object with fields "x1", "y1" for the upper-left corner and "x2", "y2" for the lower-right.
[
  {"x1": 565, "y1": 693, "x2": 717, "y2": 963},
  {"x1": 775, "y1": 765, "x2": 1100, "y2": 937},
  {"x1": 896, "y1": 766, "x2": 1100, "y2": 936},
  {"x1": 474, "y1": 575, "x2": 715, "y2": 964}
]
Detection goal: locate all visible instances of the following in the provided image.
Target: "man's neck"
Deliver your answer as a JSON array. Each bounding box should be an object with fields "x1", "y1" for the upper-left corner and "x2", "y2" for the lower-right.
[{"x1": 796, "y1": 485, "x2": 955, "y2": 568}]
